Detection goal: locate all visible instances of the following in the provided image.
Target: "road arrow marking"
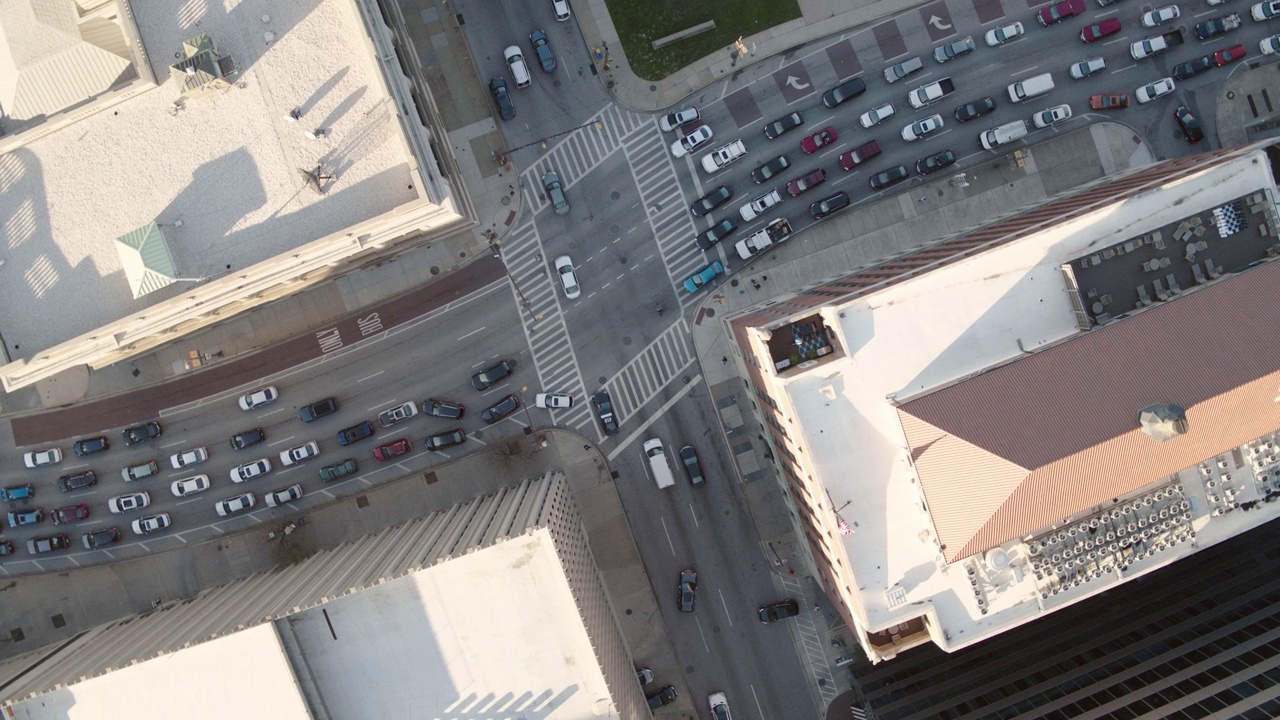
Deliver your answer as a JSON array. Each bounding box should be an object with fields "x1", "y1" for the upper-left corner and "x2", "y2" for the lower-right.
[
  {"x1": 929, "y1": 16, "x2": 953, "y2": 30},
  {"x1": 785, "y1": 76, "x2": 811, "y2": 90}
]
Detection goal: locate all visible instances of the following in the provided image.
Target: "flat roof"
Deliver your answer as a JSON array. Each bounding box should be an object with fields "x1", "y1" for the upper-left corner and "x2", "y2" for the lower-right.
[
  {"x1": 0, "y1": 0, "x2": 418, "y2": 357},
  {"x1": 783, "y1": 149, "x2": 1280, "y2": 648}
]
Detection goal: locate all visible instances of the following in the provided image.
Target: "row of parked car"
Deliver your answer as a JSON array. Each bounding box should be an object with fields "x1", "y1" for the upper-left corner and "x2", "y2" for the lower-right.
[{"x1": 485, "y1": 0, "x2": 573, "y2": 120}]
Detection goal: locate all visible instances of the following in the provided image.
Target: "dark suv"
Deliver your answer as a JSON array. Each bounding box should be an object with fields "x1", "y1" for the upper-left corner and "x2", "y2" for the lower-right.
[
  {"x1": 489, "y1": 77, "x2": 515, "y2": 121},
  {"x1": 646, "y1": 685, "x2": 678, "y2": 709},
  {"x1": 300, "y1": 397, "x2": 338, "y2": 423},
  {"x1": 423, "y1": 399, "x2": 465, "y2": 419},
  {"x1": 58, "y1": 471, "x2": 97, "y2": 493},
  {"x1": 230, "y1": 428, "x2": 266, "y2": 450},
  {"x1": 82, "y1": 527, "x2": 121, "y2": 550},
  {"x1": 471, "y1": 359, "x2": 515, "y2": 390},
  {"x1": 122, "y1": 421, "x2": 162, "y2": 446},
  {"x1": 73, "y1": 436, "x2": 109, "y2": 456},
  {"x1": 337, "y1": 421, "x2": 376, "y2": 446},
  {"x1": 481, "y1": 394, "x2": 520, "y2": 424}
]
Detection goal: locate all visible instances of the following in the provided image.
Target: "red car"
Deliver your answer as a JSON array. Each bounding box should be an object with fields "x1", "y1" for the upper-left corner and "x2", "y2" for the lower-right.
[
  {"x1": 1080, "y1": 17, "x2": 1122, "y2": 43},
  {"x1": 1039, "y1": 0, "x2": 1085, "y2": 26},
  {"x1": 839, "y1": 139, "x2": 881, "y2": 170},
  {"x1": 1089, "y1": 93, "x2": 1130, "y2": 110},
  {"x1": 800, "y1": 126, "x2": 837, "y2": 154},
  {"x1": 373, "y1": 438, "x2": 411, "y2": 461},
  {"x1": 786, "y1": 169, "x2": 827, "y2": 197},
  {"x1": 1214, "y1": 44, "x2": 1247, "y2": 66},
  {"x1": 51, "y1": 505, "x2": 89, "y2": 525}
]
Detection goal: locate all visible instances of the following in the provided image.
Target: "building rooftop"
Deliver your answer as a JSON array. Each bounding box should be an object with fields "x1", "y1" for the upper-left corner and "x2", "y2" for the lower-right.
[{"x1": 0, "y1": 0, "x2": 418, "y2": 357}]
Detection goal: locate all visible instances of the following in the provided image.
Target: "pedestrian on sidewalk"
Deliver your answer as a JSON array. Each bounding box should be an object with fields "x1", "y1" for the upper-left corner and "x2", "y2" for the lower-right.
[
  {"x1": 721, "y1": 356, "x2": 728, "y2": 364},
  {"x1": 751, "y1": 279, "x2": 761, "y2": 290},
  {"x1": 760, "y1": 275, "x2": 768, "y2": 282}
]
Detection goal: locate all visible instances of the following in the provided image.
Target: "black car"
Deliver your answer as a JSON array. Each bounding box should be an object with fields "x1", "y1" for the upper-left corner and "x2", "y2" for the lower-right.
[
  {"x1": 679, "y1": 445, "x2": 704, "y2": 487},
  {"x1": 81, "y1": 527, "x2": 120, "y2": 550},
  {"x1": 489, "y1": 77, "x2": 515, "y2": 121},
  {"x1": 73, "y1": 436, "x2": 109, "y2": 456},
  {"x1": 762, "y1": 111, "x2": 804, "y2": 139},
  {"x1": 1175, "y1": 106, "x2": 1204, "y2": 144},
  {"x1": 337, "y1": 421, "x2": 376, "y2": 446},
  {"x1": 425, "y1": 429, "x2": 467, "y2": 450},
  {"x1": 471, "y1": 359, "x2": 514, "y2": 390},
  {"x1": 300, "y1": 397, "x2": 338, "y2": 423},
  {"x1": 1173, "y1": 55, "x2": 1214, "y2": 81},
  {"x1": 751, "y1": 155, "x2": 790, "y2": 184},
  {"x1": 58, "y1": 471, "x2": 97, "y2": 493},
  {"x1": 870, "y1": 164, "x2": 910, "y2": 190},
  {"x1": 646, "y1": 685, "x2": 678, "y2": 709},
  {"x1": 953, "y1": 96, "x2": 996, "y2": 123},
  {"x1": 758, "y1": 598, "x2": 801, "y2": 623},
  {"x1": 230, "y1": 428, "x2": 266, "y2": 450},
  {"x1": 481, "y1": 394, "x2": 520, "y2": 424},
  {"x1": 822, "y1": 76, "x2": 866, "y2": 108},
  {"x1": 678, "y1": 569, "x2": 697, "y2": 612},
  {"x1": 810, "y1": 191, "x2": 850, "y2": 219},
  {"x1": 591, "y1": 391, "x2": 619, "y2": 435},
  {"x1": 917, "y1": 148, "x2": 958, "y2": 175},
  {"x1": 695, "y1": 218, "x2": 736, "y2": 251},
  {"x1": 423, "y1": 398, "x2": 465, "y2": 419},
  {"x1": 691, "y1": 185, "x2": 732, "y2": 217},
  {"x1": 122, "y1": 421, "x2": 161, "y2": 446}
]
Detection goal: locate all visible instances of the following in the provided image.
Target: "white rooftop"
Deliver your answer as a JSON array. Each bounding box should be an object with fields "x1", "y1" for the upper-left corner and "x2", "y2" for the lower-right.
[
  {"x1": 0, "y1": 0, "x2": 418, "y2": 357},
  {"x1": 784, "y1": 150, "x2": 1280, "y2": 652}
]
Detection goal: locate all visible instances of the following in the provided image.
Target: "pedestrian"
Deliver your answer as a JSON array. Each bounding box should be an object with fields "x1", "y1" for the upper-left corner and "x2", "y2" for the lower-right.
[
  {"x1": 760, "y1": 275, "x2": 768, "y2": 282},
  {"x1": 751, "y1": 279, "x2": 761, "y2": 290},
  {"x1": 919, "y1": 196, "x2": 927, "y2": 203},
  {"x1": 721, "y1": 356, "x2": 728, "y2": 365}
]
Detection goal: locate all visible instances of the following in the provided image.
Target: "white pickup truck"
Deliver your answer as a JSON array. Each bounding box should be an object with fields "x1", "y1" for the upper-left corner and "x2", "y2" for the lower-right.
[
  {"x1": 701, "y1": 140, "x2": 748, "y2": 174},
  {"x1": 735, "y1": 218, "x2": 792, "y2": 260},
  {"x1": 908, "y1": 77, "x2": 955, "y2": 109}
]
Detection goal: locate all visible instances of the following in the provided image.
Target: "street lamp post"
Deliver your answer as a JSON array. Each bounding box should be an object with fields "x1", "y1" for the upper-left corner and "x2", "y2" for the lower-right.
[{"x1": 520, "y1": 385, "x2": 536, "y2": 435}]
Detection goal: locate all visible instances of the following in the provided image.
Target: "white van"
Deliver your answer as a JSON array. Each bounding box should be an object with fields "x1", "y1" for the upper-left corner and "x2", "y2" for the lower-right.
[
  {"x1": 1007, "y1": 72, "x2": 1054, "y2": 103},
  {"x1": 980, "y1": 120, "x2": 1028, "y2": 150},
  {"x1": 504, "y1": 46, "x2": 532, "y2": 89},
  {"x1": 643, "y1": 439, "x2": 675, "y2": 489}
]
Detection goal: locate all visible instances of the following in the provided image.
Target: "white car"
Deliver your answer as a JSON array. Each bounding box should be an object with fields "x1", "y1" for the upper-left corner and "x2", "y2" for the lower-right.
[
  {"x1": 504, "y1": 45, "x2": 531, "y2": 88},
  {"x1": 265, "y1": 484, "x2": 304, "y2": 508},
  {"x1": 555, "y1": 255, "x2": 580, "y2": 299},
  {"x1": 1069, "y1": 56, "x2": 1106, "y2": 79},
  {"x1": 132, "y1": 513, "x2": 171, "y2": 535},
  {"x1": 901, "y1": 114, "x2": 944, "y2": 142},
  {"x1": 659, "y1": 107, "x2": 699, "y2": 132},
  {"x1": 279, "y1": 441, "x2": 320, "y2": 466},
  {"x1": 23, "y1": 448, "x2": 62, "y2": 469},
  {"x1": 231, "y1": 458, "x2": 272, "y2": 482},
  {"x1": 171, "y1": 474, "x2": 211, "y2": 497},
  {"x1": 1136, "y1": 77, "x2": 1176, "y2": 104},
  {"x1": 238, "y1": 386, "x2": 278, "y2": 411},
  {"x1": 859, "y1": 103, "x2": 896, "y2": 128},
  {"x1": 1262, "y1": 34, "x2": 1280, "y2": 53},
  {"x1": 109, "y1": 492, "x2": 151, "y2": 513},
  {"x1": 740, "y1": 189, "x2": 782, "y2": 221},
  {"x1": 709, "y1": 692, "x2": 732, "y2": 720},
  {"x1": 985, "y1": 21, "x2": 1024, "y2": 46},
  {"x1": 1142, "y1": 5, "x2": 1180, "y2": 27},
  {"x1": 1033, "y1": 104, "x2": 1073, "y2": 128},
  {"x1": 169, "y1": 446, "x2": 209, "y2": 469},
  {"x1": 216, "y1": 492, "x2": 256, "y2": 517},
  {"x1": 552, "y1": 0, "x2": 571, "y2": 21},
  {"x1": 1253, "y1": 1, "x2": 1280, "y2": 20},
  {"x1": 535, "y1": 392, "x2": 573, "y2": 409},
  {"x1": 378, "y1": 402, "x2": 418, "y2": 428},
  {"x1": 671, "y1": 125, "x2": 713, "y2": 157}
]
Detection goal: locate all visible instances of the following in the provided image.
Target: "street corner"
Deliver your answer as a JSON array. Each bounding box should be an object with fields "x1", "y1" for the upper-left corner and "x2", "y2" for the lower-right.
[{"x1": 773, "y1": 62, "x2": 817, "y2": 104}]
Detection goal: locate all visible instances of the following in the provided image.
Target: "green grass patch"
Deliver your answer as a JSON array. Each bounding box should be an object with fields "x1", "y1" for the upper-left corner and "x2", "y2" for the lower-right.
[{"x1": 606, "y1": 0, "x2": 802, "y2": 81}]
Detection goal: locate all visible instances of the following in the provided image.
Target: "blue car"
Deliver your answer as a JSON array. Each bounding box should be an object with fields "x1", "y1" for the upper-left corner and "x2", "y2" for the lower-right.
[
  {"x1": 0, "y1": 484, "x2": 34, "y2": 503},
  {"x1": 529, "y1": 30, "x2": 557, "y2": 73},
  {"x1": 683, "y1": 261, "x2": 724, "y2": 293}
]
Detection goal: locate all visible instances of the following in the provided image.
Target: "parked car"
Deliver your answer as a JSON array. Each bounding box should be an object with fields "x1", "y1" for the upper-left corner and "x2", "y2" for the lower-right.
[
  {"x1": 800, "y1": 126, "x2": 837, "y2": 153},
  {"x1": 1089, "y1": 93, "x2": 1129, "y2": 110},
  {"x1": 1069, "y1": 57, "x2": 1106, "y2": 79},
  {"x1": 884, "y1": 56, "x2": 925, "y2": 83},
  {"x1": 954, "y1": 96, "x2": 997, "y2": 122},
  {"x1": 0, "y1": 484, "x2": 34, "y2": 503},
  {"x1": 7, "y1": 509, "x2": 42, "y2": 528},
  {"x1": 373, "y1": 438, "x2": 412, "y2": 461},
  {"x1": 535, "y1": 392, "x2": 573, "y2": 408},
  {"x1": 839, "y1": 139, "x2": 881, "y2": 169},
  {"x1": 659, "y1": 106, "x2": 700, "y2": 132},
  {"x1": 378, "y1": 401, "x2": 419, "y2": 428},
  {"x1": 985, "y1": 21, "x2": 1024, "y2": 46},
  {"x1": 1215, "y1": 43, "x2": 1248, "y2": 65},
  {"x1": 592, "y1": 391, "x2": 619, "y2": 435},
  {"x1": 1173, "y1": 55, "x2": 1215, "y2": 80},
  {"x1": 740, "y1": 189, "x2": 781, "y2": 221},
  {"x1": 169, "y1": 446, "x2": 208, "y2": 469},
  {"x1": 683, "y1": 262, "x2": 725, "y2": 293},
  {"x1": 23, "y1": 447, "x2": 62, "y2": 469},
  {"x1": 0, "y1": 540, "x2": 14, "y2": 556},
  {"x1": 1136, "y1": 77, "x2": 1176, "y2": 103},
  {"x1": 934, "y1": 35, "x2": 975, "y2": 62},
  {"x1": 1253, "y1": 0, "x2": 1280, "y2": 19},
  {"x1": 82, "y1": 527, "x2": 121, "y2": 550},
  {"x1": 27, "y1": 534, "x2": 70, "y2": 554},
  {"x1": 489, "y1": 77, "x2": 515, "y2": 121},
  {"x1": 279, "y1": 441, "x2": 320, "y2": 466},
  {"x1": 671, "y1": 125, "x2": 714, "y2": 158},
  {"x1": 73, "y1": 436, "x2": 109, "y2": 456},
  {"x1": 481, "y1": 394, "x2": 521, "y2": 424},
  {"x1": 1141, "y1": 5, "x2": 1180, "y2": 27},
  {"x1": 678, "y1": 569, "x2": 698, "y2": 611},
  {"x1": 230, "y1": 428, "x2": 266, "y2": 449},
  {"x1": 810, "y1": 191, "x2": 850, "y2": 219},
  {"x1": 647, "y1": 686, "x2": 678, "y2": 710},
  {"x1": 917, "y1": 148, "x2": 958, "y2": 175},
  {"x1": 264, "y1": 484, "x2": 303, "y2": 508},
  {"x1": 1080, "y1": 18, "x2": 1122, "y2": 43},
  {"x1": 901, "y1": 114, "x2": 944, "y2": 141},
  {"x1": 425, "y1": 429, "x2": 467, "y2": 450},
  {"x1": 1175, "y1": 106, "x2": 1205, "y2": 143},
  {"x1": 822, "y1": 76, "x2": 866, "y2": 107},
  {"x1": 529, "y1": 29, "x2": 556, "y2": 73},
  {"x1": 230, "y1": 458, "x2": 272, "y2": 482},
  {"x1": 171, "y1": 474, "x2": 211, "y2": 497},
  {"x1": 238, "y1": 386, "x2": 278, "y2": 411},
  {"x1": 870, "y1": 165, "x2": 910, "y2": 190},
  {"x1": 216, "y1": 493, "x2": 256, "y2": 517},
  {"x1": 299, "y1": 397, "x2": 338, "y2": 423},
  {"x1": 58, "y1": 471, "x2": 97, "y2": 493},
  {"x1": 122, "y1": 421, "x2": 162, "y2": 445},
  {"x1": 543, "y1": 170, "x2": 569, "y2": 214},
  {"x1": 552, "y1": 0, "x2": 571, "y2": 21},
  {"x1": 859, "y1": 103, "x2": 896, "y2": 128},
  {"x1": 337, "y1": 421, "x2": 376, "y2": 446},
  {"x1": 423, "y1": 398, "x2": 465, "y2": 419},
  {"x1": 320, "y1": 458, "x2": 359, "y2": 481},
  {"x1": 763, "y1": 111, "x2": 803, "y2": 139},
  {"x1": 471, "y1": 359, "x2": 514, "y2": 390},
  {"x1": 680, "y1": 445, "x2": 704, "y2": 487},
  {"x1": 504, "y1": 45, "x2": 531, "y2": 88},
  {"x1": 786, "y1": 169, "x2": 826, "y2": 197},
  {"x1": 758, "y1": 598, "x2": 801, "y2": 623},
  {"x1": 51, "y1": 504, "x2": 89, "y2": 525},
  {"x1": 131, "y1": 514, "x2": 171, "y2": 536},
  {"x1": 121, "y1": 460, "x2": 159, "y2": 482},
  {"x1": 1039, "y1": 0, "x2": 1085, "y2": 25},
  {"x1": 691, "y1": 185, "x2": 732, "y2": 217},
  {"x1": 1033, "y1": 104, "x2": 1073, "y2": 128},
  {"x1": 555, "y1": 255, "x2": 580, "y2": 299},
  {"x1": 695, "y1": 218, "x2": 737, "y2": 251},
  {"x1": 750, "y1": 155, "x2": 790, "y2": 184},
  {"x1": 108, "y1": 492, "x2": 150, "y2": 513}
]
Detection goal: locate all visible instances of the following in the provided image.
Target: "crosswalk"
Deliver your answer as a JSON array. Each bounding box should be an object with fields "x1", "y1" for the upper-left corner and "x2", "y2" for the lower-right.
[
  {"x1": 600, "y1": 320, "x2": 695, "y2": 422},
  {"x1": 521, "y1": 104, "x2": 651, "y2": 215}
]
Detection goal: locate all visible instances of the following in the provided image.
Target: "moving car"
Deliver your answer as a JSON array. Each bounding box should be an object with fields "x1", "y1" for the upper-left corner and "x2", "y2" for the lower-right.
[
  {"x1": 1033, "y1": 104, "x2": 1073, "y2": 128},
  {"x1": 1038, "y1": 0, "x2": 1085, "y2": 26},
  {"x1": 423, "y1": 398, "x2": 465, "y2": 419},
  {"x1": 934, "y1": 35, "x2": 975, "y2": 62},
  {"x1": 1175, "y1": 106, "x2": 1205, "y2": 143},
  {"x1": 123, "y1": 421, "x2": 162, "y2": 445},
  {"x1": 695, "y1": 218, "x2": 737, "y2": 251},
  {"x1": 680, "y1": 445, "x2": 704, "y2": 487},
  {"x1": 859, "y1": 102, "x2": 896, "y2": 128},
  {"x1": 750, "y1": 155, "x2": 790, "y2": 184},
  {"x1": 171, "y1": 474, "x2": 211, "y2": 497},
  {"x1": 592, "y1": 391, "x2": 619, "y2": 435},
  {"x1": 534, "y1": 392, "x2": 573, "y2": 408},
  {"x1": 27, "y1": 534, "x2": 70, "y2": 554},
  {"x1": 23, "y1": 447, "x2": 62, "y2": 469},
  {"x1": 822, "y1": 76, "x2": 866, "y2": 107},
  {"x1": 299, "y1": 397, "x2": 338, "y2": 422},
  {"x1": 839, "y1": 139, "x2": 881, "y2": 169},
  {"x1": 870, "y1": 165, "x2": 910, "y2": 190},
  {"x1": 230, "y1": 428, "x2": 266, "y2": 449},
  {"x1": 552, "y1": 0, "x2": 571, "y2": 21},
  {"x1": 954, "y1": 96, "x2": 996, "y2": 122},
  {"x1": 59, "y1": 471, "x2": 97, "y2": 493},
  {"x1": 810, "y1": 191, "x2": 850, "y2": 219},
  {"x1": 1089, "y1": 93, "x2": 1129, "y2": 110},
  {"x1": 1215, "y1": 43, "x2": 1248, "y2": 65},
  {"x1": 215, "y1": 492, "x2": 256, "y2": 516},
  {"x1": 265, "y1": 484, "x2": 304, "y2": 508},
  {"x1": 543, "y1": 170, "x2": 569, "y2": 215},
  {"x1": 108, "y1": 492, "x2": 150, "y2": 513},
  {"x1": 51, "y1": 505, "x2": 89, "y2": 525},
  {"x1": 471, "y1": 359, "x2": 514, "y2": 390},
  {"x1": 132, "y1": 513, "x2": 171, "y2": 536},
  {"x1": 481, "y1": 394, "x2": 520, "y2": 424},
  {"x1": 758, "y1": 598, "x2": 801, "y2": 622},
  {"x1": 1173, "y1": 55, "x2": 1215, "y2": 80},
  {"x1": 378, "y1": 402, "x2": 419, "y2": 428},
  {"x1": 708, "y1": 692, "x2": 733, "y2": 720},
  {"x1": 786, "y1": 168, "x2": 826, "y2": 197},
  {"x1": 901, "y1": 114, "x2": 944, "y2": 141},
  {"x1": 1141, "y1": 5, "x2": 1180, "y2": 27},
  {"x1": 683, "y1": 262, "x2": 725, "y2": 293},
  {"x1": 740, "y1": 189, "x2": 781, "y2": 221},
  {"x1": 82, "y1": 527, "x2": 121, "y2": 550},
  {"x1": 763, "y1": 112, "x2": 803, "y2": 139},
  {"x1": 238, "y1": 386, "x2": 278, "y2": 411},
  {"x1": 647, "y1": 686, "x2": 678, "y2": 710},
  {"x1": 337, "y1": 421, "x2": 376, "y2": 446},
  {"x1": 1069, "y1": 57, "x2": 1106, "y2": 79},
  {"x1": 690, "y1": 185, "x2": 732, "y2": 217},
  {"x1": 985, "y1": 21, "x2": 1024, "y2": 46},
  {"x1": 121, "y1": 460, "x2": 159, "y2": 482},
  {"x1": 659, "y1": 106, "x2": 699, "y2": 132},
  {"x1": 528, "y1": 30, "x2": 556, "y2": 73},
  {"x1": 916, "y1": 148, "x2": 958, "y2": 175},
  {"x1": 1136, "y1": 77, "x2": 1176, "y2": 104},
  {"x1": 231, "y1": 458, "x2": 272, "y2": 482},
  {"x1": 169, "y1": 446, "x2": 208, "y2": 469},
  {"x1": 73, "y1": 436, "x2": 109, "y2": 456},
  {"x1": 678, "y1": 569, "x2": 698, "y2": 611},
  {"x1": 373, "y1": 438, "x2": 412, "y2": 461},
  {"x1": 800, "y1": 126, "x2": 837, "y2": 153},
  {"x1": 555, "y1": 255, "x2": 580, "y2": 299},
  {"x1": 504, "y1": 45, "x2": 531, "y2": 88},
  {"x1": 320, "y1": 458, "x2": 359, "y2": 481},
  {"x1": 425, "y1": 429, "x2": 467, "y2": 450},
  {"x1": 1080, "y1": 18, "x2": 1122, "y2": 43},
  {"x1": 671, "y1": 125, "x2": 713, "y2": 158},
  {"x1": 489, "y1": 77, "x2": 515, "y2": 121},
  {"x1": 7, "y1": 509, "x2": 42, "y2": 528},
  {"x1": 279, "y1": 441, "x2": 320, "y2": 466}
]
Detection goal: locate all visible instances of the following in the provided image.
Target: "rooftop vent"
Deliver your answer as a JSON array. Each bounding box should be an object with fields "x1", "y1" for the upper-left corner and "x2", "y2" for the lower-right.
[
  {"x1": 820, "y1": 385, "x2": 837, "y2": 400},
  {"x1": 1139, "y1": 403, "x2": 1189, "y2": 443}
]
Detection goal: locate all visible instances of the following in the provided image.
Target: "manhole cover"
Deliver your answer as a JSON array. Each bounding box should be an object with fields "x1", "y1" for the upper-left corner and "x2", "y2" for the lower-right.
[
  {"x1": 705, "y1": 308, "x2": 715, "y2": 317},
  {"x1": 730, "y1": 279, "x2": 740, "y2": 287},
  {"x1": 501, "y1": 196, "x2": 512, "y2": 205},
  {"x1": 611, "y1": 191, "x2": 621, "y2": 200},
  {"x1": 610, "y1": 224, "x2": 619, "y2": 233},
  {"x1": 623, "y1": 336, "x2": 632, "y2": 346},
  {"x1": 682, "y1": 376, "x2": 691, "y2": 384},
  {"x1": 430, "y1": 266, "x2": 440, "y2": 275},
  {"x1": 619, "y1": 256, "x2": 628, "y2": 264}
]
